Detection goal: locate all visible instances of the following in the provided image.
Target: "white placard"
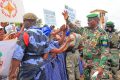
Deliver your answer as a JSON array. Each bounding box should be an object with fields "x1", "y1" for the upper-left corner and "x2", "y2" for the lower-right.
[
  {"x1": 0, "y1": 39, "x2": 17, "y2": 79},
  {"x1": 65, "y1": 5, "x2": 76, "y2": 22},
  {"x1": 43, "y1": 9, "x2": 56, "y2": 26}
]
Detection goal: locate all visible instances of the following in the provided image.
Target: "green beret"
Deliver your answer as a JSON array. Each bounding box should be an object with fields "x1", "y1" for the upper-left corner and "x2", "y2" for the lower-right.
[
  {"x1": 0, "y1": 52, "x2": 2, "y2": 57},
  {"x1": 106, "y1": 21, "x2": 114, "y2": 26},
  {"x1": 87, "y1": 13, "x2": 98, "y2": 18}
]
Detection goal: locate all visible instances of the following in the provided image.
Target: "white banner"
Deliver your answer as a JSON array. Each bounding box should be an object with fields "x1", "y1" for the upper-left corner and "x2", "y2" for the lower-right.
[
  {"x1": 65, "y1": 5, "x2": 76, "y2": 22},
  {"x1": 0, "y1": 0, "x2": 24, "y2": 23},
  {"x1": 0, "y1": 39, "x2": 17, "y2": 79},
  {"x1": 43, "y1": 9, "x2": 56, "y2": 26}
]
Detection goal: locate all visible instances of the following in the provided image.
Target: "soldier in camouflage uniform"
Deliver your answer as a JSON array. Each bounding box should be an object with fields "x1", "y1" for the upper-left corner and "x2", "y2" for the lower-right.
[
  {"x1": 62, "y1": 11, "x2": 110, "y2": 80},
  {"x1": 105, "y1": 21, "x2": 120, "y2": 79}
]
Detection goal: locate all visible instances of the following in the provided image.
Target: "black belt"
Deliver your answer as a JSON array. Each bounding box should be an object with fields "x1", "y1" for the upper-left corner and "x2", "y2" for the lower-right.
[
  {"x1": 22, "y1": 54, "x2": 42, "y2": 61},
  {"x1": 66, "y1": 47, "x2": 78, "y2": 53}
]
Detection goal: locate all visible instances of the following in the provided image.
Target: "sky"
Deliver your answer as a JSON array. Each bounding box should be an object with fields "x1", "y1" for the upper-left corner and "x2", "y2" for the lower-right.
[{"x1": 22, "y1": 0, "x2": 120, "y2": 31}]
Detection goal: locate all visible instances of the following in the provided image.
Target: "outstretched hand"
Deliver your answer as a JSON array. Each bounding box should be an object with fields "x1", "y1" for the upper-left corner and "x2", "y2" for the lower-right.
[{"x1": 62, "y1": 10, "x2": 69, "y2": 20}]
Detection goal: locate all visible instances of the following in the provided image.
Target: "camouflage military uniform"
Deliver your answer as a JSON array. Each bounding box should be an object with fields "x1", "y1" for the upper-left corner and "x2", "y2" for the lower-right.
[
  {"x1": 63, "y1": 13, "x2": 111, "y2": 80},
  {"x1": 68, "y1": 27, "x2": 109, "y2": 79},
  {"x1": 107, "y1": 31, "x2": 120, "y2": 79},
  {"x1": 66, "y1": 21, "x2": 109, "y2": 80},
  {"x1": 105, "y1": 21, "x2": 120, "y2": 79}
]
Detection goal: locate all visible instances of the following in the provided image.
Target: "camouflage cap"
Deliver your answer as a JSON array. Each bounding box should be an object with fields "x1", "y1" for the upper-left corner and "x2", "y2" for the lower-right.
[
  {"x1": 87, "y1": 13, "x2": 98, "y2": 19},
  {"x1": 23, "y1": 13, "x2": 38, "y2": 20}
]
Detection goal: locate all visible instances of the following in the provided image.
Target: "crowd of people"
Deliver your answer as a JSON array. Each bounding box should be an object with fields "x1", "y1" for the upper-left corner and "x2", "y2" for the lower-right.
[{"x1": 0, "y1": 11, "x2": 120, "y2": 80}]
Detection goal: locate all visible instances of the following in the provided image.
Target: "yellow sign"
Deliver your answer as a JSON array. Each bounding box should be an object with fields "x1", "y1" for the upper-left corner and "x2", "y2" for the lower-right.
[{"x1": 3, "y1": 1, "x2": 15, "y2": 16}]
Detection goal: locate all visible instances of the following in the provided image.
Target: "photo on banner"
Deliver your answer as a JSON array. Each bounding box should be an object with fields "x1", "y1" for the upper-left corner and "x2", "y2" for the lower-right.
[{"x1": 0, "y1": 0, "x2": 24, "y2": 23}]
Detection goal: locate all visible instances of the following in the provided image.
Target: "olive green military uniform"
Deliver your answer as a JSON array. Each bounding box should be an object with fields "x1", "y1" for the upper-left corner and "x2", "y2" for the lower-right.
[
  {"x1": 66, "y1": 50, "x2": 80, "y2": 80},
  {"x1": 66, "y1": 33, "x2": 81, "y2": 80}
]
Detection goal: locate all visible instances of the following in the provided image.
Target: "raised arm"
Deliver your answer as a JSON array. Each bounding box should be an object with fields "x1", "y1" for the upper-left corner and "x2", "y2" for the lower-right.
[
  {"x1": 62, "y1": 10, "x2": 76, "y2": 28},
  {"x1": 50, "y1": 36, "x2": 73, "y2": 54},
  {"x1": 62, "y1": 10, "x2": 83, "y2": 34}
]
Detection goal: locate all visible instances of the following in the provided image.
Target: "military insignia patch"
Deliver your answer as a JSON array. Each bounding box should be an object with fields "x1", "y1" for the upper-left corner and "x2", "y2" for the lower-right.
[{"x1": 101, "y1": 40, "x2": 108, "y2": 47}]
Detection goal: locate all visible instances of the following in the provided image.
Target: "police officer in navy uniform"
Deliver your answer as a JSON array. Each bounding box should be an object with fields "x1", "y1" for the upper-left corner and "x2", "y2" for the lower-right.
[{"x1": 9, "y1": 13, "x2": 71, "y2": 80}]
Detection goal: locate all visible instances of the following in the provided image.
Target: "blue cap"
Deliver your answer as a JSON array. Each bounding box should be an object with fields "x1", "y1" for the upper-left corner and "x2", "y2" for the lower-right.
[
  {"x1": 42, "y1": 25, "x2": 52, "y2": 36},
  {"x1": 66, "y1": 30, "x2": 70, "y2": 36}
]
